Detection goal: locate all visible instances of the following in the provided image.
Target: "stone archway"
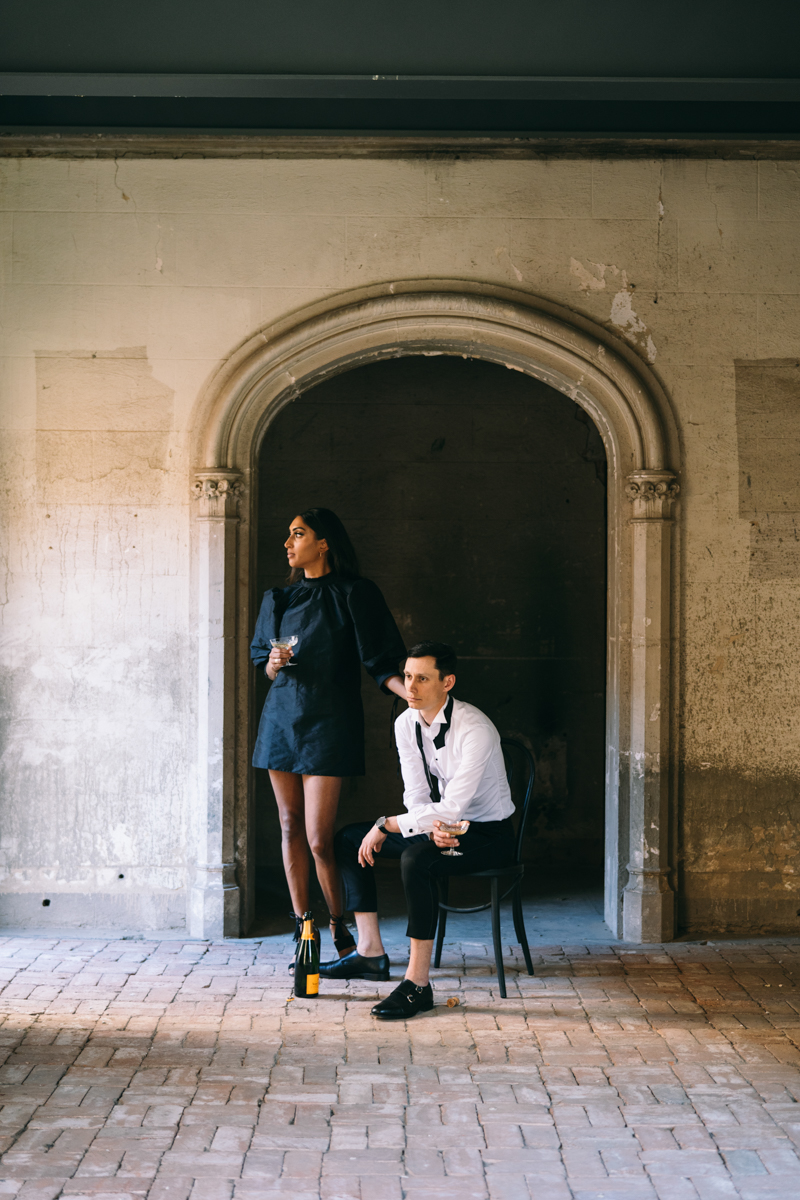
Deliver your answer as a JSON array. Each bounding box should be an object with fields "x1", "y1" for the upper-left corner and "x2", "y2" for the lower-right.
[{"x1": 189, "y1": 281, "x2": 680, "y2": 944}]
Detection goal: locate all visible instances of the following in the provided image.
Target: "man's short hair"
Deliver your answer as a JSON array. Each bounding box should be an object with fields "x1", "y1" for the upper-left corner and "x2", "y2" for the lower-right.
[{"x1": 405, "y1": 641, "x2": 457, "y2": 680}]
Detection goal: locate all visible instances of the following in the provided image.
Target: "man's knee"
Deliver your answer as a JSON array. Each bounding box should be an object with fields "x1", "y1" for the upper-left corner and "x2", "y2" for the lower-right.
[
  {"x1": 400, "y1": 838, "x2": 439, "y2": 884},
  {"x1": 334, "y1": 822, "x2": 371, "y2": 865}
]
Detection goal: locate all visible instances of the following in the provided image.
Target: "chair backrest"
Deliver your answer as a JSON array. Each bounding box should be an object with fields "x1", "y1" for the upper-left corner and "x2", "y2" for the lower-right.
[{"x1": 500, "y1": 738, "x2": 536, "y2": 865}]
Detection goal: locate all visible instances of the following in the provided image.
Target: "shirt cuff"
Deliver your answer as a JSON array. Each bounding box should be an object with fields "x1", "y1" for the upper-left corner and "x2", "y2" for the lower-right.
[{"x1": 396, "y1": 813, "x2": 420, "y2": 838}]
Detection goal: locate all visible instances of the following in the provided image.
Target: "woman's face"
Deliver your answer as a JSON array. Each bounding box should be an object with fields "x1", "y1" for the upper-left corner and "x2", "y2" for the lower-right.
[{"x1": 285, "y1": 516, "x2": 329, "y2": 572}]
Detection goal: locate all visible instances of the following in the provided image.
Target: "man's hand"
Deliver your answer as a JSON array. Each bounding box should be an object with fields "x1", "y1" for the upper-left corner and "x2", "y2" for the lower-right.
[
  {"x1": 358, "y1": 825, "x2": 387, "y2": 867},
  {"x1": 431, "y1": 820, "x2": 468, "y2": 850}
]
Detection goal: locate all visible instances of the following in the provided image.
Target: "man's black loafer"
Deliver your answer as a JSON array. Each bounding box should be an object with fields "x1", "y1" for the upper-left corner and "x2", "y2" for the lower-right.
[
  {"x1": 318, "y1": 950, "x2": 391, "y2": 981},
  {"x1": 371, "y1": 979, "x2": 434, "y2": 1019}
]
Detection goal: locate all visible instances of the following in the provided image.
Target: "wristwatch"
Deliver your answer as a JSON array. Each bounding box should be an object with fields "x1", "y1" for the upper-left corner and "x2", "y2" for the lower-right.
[{"x1": 375, "y1": 816, "x2": 388, "y2": 833}]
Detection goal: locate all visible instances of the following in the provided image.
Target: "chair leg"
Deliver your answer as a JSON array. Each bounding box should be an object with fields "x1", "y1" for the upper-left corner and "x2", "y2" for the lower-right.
[
  {"x1": 512, "y1": 887, "x2": 534, "y2": 976},
  {"x1": 490, "y1": 876, "x2": 507, "y2": 999},
  {"x1": 433, "y1": 877, "x2": 449, "y2": 968}
]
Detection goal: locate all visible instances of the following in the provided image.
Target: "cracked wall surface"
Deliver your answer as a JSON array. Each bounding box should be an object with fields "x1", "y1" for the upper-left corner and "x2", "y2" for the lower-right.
[{"x1": 1, "y1": 154, "x2": 800, "y2": 933}]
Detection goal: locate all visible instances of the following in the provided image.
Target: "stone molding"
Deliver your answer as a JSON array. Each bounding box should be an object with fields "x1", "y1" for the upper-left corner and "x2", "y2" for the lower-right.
[
  {"x1": 626, "y1": 470, "x2": 680, "y2": 520},
  {"x1": 192, "y1": 470, "x2": 244, "y2": 518},
  {"x1": 193, "y1": 281, "x2": 677, "y2": 475},
  {"x1": 191, "y1": 470, "x2": 243, "y2": 939},
  {"x1": 4, "y1": 132, "x2": 800, "y2": 161},
  {"x1": 191, "y1": 281, "x2": 681, "y2": 943}
]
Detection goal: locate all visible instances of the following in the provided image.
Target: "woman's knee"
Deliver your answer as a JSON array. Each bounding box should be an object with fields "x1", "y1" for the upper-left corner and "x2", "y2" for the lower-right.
[
  {"x1": 278, "y1": 810, "x2": 305, "y2": 842},
  {"x1": 307, "y1": 827, "x2": 335, "y2": 860}
]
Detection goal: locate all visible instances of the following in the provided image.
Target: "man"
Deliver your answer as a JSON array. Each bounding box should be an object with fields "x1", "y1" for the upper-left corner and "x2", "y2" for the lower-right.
[{"x1": 319, "y1": 641, "x2": 516, "y2": 1019}]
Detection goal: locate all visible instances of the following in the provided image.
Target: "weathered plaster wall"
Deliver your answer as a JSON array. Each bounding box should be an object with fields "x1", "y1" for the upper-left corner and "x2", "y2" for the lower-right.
[{"x1": 1, "y1": 155, "x2": 799, "y2": 932}]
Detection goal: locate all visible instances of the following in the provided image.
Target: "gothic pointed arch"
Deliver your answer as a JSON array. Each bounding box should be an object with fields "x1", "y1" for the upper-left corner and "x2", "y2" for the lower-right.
[{"x1": 189, "y1": 281, "x2": 680, "y2": 944}]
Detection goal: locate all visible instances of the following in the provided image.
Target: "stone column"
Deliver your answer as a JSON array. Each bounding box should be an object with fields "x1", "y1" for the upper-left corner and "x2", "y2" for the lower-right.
[
  {"x1": 189, "y1": 470, "x2": 243, "y2": 939},
  {"x1": 622, "y1": 470, "x2": 679, "y2": 944}
]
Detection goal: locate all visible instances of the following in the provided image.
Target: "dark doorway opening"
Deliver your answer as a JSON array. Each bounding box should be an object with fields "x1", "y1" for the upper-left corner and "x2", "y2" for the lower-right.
[{"x1": 250, "y1": 355, "x2": 607, "y2": 937}]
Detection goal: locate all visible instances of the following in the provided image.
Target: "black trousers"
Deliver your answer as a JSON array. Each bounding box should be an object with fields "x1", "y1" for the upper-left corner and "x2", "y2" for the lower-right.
[{"x1": 334, "y1": 818, "x2": 515, "y2": 941}]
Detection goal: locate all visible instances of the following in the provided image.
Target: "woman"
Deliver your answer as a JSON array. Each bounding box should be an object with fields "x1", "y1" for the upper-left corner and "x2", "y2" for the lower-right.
[{"x1": 250, "y1": 507, "x2": 407, "y2": 958}]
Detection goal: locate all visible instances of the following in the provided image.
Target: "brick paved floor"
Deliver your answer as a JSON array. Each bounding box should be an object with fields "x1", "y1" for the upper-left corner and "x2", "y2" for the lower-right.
[{"x1": 1, "y1": 930, "x2": 800, "y2": 1200}]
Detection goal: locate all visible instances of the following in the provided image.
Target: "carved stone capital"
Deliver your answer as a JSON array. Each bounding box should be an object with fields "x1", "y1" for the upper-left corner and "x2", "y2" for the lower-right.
[
  {"x1": 625, "y1": 470, "x2": 680, "y2": 520},
  {"x1": 192, "y1": 470, "x2": 244, "y2": 518}
]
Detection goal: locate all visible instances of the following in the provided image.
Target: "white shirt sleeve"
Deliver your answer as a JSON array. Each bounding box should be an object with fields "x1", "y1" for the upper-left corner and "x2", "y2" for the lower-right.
[
  {"x1": 395, "y1": 717, "x2": 434, "y2": 838},
  {"x1": 397, "y1": 719, "x2": 497, "y2": 837}
]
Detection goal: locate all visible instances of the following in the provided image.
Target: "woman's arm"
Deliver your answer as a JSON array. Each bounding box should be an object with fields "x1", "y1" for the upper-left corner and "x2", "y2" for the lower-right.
[
  {"x1": 347, "y1": 579, "x2": 409, "y2": 695},
  {"x1": 251, "y1": 589, "x2": 278, "y2": 673}
]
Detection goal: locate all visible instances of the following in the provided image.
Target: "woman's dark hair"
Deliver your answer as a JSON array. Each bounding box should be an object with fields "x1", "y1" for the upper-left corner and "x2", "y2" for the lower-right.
[
  {"x1": 288, "y1": 507, "x2": 361, "y2": 583},
  {"x1": 405, "y1": 641, "x2": 457, "y2": 679}
]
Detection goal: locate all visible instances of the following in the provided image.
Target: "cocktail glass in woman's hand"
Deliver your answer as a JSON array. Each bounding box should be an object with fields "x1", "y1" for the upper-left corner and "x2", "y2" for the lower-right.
[
  {"x1": 270, "y1": 635, "x2": 299, "y2": 666},
  {"x1": 437, "y1": 819, "x2": 470, "y2": 857}
]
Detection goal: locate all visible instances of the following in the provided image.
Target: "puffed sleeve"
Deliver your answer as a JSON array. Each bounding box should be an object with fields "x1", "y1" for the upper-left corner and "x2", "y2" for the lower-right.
[
  {"x1": 250, "y1": 588, "x2": 282, "y2": 671},
  {"x1": 346, "y1": 578, "x2": 407, "y2": 692}
]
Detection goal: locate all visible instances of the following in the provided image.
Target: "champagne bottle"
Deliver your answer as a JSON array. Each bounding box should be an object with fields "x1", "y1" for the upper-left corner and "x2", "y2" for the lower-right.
[{"x1": 293, "y1": 911, "x2": 320, "y2": 998}]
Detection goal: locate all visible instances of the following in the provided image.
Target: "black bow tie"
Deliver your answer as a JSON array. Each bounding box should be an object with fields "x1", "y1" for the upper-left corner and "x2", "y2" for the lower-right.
[
  {"x1": 415, "y1": 696, "x2": 454, "y2": 802},
  {"x1": 432, "y1": 695, "x2": 454, "y2": 749}
]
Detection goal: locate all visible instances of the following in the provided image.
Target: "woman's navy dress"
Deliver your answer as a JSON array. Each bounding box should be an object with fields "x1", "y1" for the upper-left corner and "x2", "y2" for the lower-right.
[{"x1": 250, "y1": 573, "x2": 406, "y2": 777}]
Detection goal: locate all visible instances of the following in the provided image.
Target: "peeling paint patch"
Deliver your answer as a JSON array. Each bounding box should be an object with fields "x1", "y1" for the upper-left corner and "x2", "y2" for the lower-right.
[
  {"x1": 736, "y1": 359, "x2": 800, "y2": 579},
  {"x1": 34, "y1": 347, "x2": 174, "y2": 507},
  {"x1": 609, "y1": 286, "x2": 657, "y2": 363},
  {"x1": 570, "y1": 257, "x2": 608, "y2": 291},
  {"x1": 570, "y1": 259, "x2": 657, "y2": 363}
]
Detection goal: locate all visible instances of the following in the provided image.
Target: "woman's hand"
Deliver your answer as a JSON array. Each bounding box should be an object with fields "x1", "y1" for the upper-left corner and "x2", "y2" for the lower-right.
[
  {"x1": 265, "y1": 645, "x2": 293, "y2": 680},
  {"x1": 431, "y1": 820, "x2": 467, "y2": 850},
  {"x1": 358, "y1": 825, "x2": 387, "y2": 867}
]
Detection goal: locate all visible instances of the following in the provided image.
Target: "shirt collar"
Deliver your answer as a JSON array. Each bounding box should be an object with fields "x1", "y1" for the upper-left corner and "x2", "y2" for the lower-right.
[{"x1": 417, "y1": 695, "x2": 455, "y2": 748}]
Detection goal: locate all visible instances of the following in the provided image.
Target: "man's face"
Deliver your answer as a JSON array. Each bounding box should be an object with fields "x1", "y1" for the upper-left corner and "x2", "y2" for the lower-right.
[{"x1": 403, "y1": 657, "x2": 455, "y2": 715}]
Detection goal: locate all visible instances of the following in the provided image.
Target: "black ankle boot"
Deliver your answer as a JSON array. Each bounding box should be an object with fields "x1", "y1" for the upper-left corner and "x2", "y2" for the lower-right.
[
  {"x1": 371, "y1": 979, "x2": 434, "y2": 1020},
  {"x1": 329, "y1": 915, "x2": 356, "y2": 956}
]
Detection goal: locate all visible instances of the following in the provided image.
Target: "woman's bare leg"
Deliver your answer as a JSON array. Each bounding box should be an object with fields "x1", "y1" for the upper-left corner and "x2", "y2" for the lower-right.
[
  {"x1": 269, "y1": 770, "x2": 309, "y2": 917},
  {"x1": 303, "y1": 775, "x2": 344, "y2": 940}
]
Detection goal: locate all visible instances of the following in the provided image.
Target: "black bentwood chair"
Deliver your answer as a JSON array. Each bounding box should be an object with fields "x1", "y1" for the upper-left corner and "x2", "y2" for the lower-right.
[{"x1": 433, "y1": 737, "x2": 536, "y2": 998}]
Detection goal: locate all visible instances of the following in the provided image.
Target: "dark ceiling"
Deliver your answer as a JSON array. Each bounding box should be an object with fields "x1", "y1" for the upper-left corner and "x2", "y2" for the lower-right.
[
  {"x1": 2, "y1": 0, "x2": 800, "y2": 135},
  {"x1": 0, "y1": 0, "x2": 794, "y2": 76}
]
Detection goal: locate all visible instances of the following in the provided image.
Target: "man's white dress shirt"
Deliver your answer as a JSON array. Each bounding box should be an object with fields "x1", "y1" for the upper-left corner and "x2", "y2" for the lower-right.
[{"x1": 395, "y1": 696, "x2": 515, "y2": 838}]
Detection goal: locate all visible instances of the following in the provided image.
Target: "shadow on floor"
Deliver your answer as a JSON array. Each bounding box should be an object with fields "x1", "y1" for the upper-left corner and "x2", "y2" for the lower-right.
[{"x1": 248, "y1": 860, "x2": 613, "y2": 944}]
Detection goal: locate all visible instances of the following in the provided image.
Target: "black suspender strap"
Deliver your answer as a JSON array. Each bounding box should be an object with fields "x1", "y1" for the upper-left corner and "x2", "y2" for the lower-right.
[
  {"x1": 414, "y1": 695, "x2": 454, "y2": 804},
  {"x1": 433, "y1": 695, "x2": 454, "y2": 750}
]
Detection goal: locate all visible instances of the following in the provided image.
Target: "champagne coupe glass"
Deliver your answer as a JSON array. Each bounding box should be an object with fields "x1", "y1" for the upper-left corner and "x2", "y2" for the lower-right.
[
  {"x1": 438, "y1": 819, "x2": 470, "y2": 857},
  {"x1": 270, "y1": 635, "x2": 299, "y2": 665}
]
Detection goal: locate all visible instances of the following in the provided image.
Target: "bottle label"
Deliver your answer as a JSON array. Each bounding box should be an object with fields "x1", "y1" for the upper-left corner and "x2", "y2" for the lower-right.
[{"x1": 305, "y1": 973, "x2": 319, "y2": 996}]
